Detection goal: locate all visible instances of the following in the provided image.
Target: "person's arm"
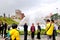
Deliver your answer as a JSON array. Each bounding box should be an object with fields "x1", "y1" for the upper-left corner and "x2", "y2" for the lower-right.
[
  {"x1": 30, "y1": 26, "x2": 32, "y2": 32},
  {"x1": 45, "y1": 24, "x2": 49, "y2": 32},
  {"x1": 38, "y1": 26, "x2": 41, "y2": 31},
  {"x1": 16, "y1": 32, "x2": 20, "y2": 40},
  {"x1": 34, "y1": 26, "x2": 35, "y2": 32},
  {"x1": 7, "y1": 32, "x2": 10, "y2": 38},
  {"x1": 45, "y1": 24, "x2": 50, "y2": 34},
  {"x1": 30, "y1": 26, "x2": 32, "y2": 35},
  {"x1": 7, "y1": 29, "x2": 13, "y2": 38},
  {"x1": 40, "y1": 26, "x2": 41, "y2": 31},
  {"x1": 27, "y1": 25, "x2": 28, "y2": 28}
]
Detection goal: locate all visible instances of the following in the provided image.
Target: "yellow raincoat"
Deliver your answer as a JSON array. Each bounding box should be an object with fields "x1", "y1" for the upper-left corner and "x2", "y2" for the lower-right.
[
  {"x1": 9, "y1": 29, "x2": 20, "y2": 40},
  {"x1": 46, "y1": 23, "x2": 54, "y2": 36}
]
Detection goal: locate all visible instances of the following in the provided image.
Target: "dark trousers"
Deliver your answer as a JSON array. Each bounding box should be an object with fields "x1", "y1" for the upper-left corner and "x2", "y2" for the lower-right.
[
  {"x1": 0, "y1": 27, "x2": 3, "y2": 36},
  {"x1": 53, "y1": 30, "x2": 56, "y2": 40},
  {"x1": 0, "y1": 27, "x2": 1, "y2": 33},
  {"x1": 31, "y1": 32, "x2": 35, "y2": 39},
  {"x1": 4, "y1": 28, "x2": 7, "y2": 38},
  {"x1": 24, "y1": 31, "x2": 27, "y2": 40},
  {"x1": 37, "y1": 32, "x2": 41, "y2": 39},
  {"x1": 53, "y1": 35, "x2": 55, "y2": 40},
  {"x1": 2, "y1": 28, "x2": 3, "y2": 36}
]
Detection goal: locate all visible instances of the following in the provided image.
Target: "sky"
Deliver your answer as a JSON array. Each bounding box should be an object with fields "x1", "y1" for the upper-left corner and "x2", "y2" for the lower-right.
[{"x1": 0, "y1": 0, "x2": 60, "y2": 17}]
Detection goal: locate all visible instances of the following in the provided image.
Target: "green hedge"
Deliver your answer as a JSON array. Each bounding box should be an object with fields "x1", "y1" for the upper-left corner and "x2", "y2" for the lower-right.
[
  {"x1": 18, "y1": 29, "x2": 60, "y2": 35},
  {"x1": 18, "y1": 29, "x2": 45, "y2": 35},
  {"x1": 0, "y1": 17, "x2": 19, "y2": 25}
]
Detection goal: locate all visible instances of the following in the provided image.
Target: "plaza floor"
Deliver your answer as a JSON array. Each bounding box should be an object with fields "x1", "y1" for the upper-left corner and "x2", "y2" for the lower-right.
[{"x1": 0, "y1": 35, "x2": 60, "y2": 40}]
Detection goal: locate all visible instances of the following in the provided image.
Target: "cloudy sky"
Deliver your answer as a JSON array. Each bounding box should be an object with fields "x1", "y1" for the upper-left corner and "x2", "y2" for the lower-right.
[{"x1": 0, "y1": 0, "x2": 60, "y2": 17}]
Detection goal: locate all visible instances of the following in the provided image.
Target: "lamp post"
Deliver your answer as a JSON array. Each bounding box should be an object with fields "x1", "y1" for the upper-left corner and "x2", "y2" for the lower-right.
[
  {"x1": 4, "y1": 13, "x2": 5, "y2": 18},
  {"x1": 56, "y1": 8, "x2": 58, "y2": 14},
  {"x1": 8, "y1": 14, "x2": 10, "y2": 18},
  {"x1": 56, "y1": 8, "x2": 59, "y2": 25}
]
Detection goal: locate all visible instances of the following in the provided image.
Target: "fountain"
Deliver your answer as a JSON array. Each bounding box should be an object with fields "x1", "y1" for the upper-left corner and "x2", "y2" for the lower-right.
[{"x1": 17, "y1": 15, "x2": 46, "y2": 31}]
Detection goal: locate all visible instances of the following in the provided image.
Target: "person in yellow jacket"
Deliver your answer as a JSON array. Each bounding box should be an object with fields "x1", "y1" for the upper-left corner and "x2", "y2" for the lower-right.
[
  {"x1": 7, "y1": 23, "x2": 20, "y2": 40},
  {"x1": 45, "y1": 19, "x2": 54, "y2": 40}
]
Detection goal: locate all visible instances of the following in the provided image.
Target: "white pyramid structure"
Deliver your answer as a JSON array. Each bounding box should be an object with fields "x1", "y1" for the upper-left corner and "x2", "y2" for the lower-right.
[{"x1": 17, "y1": 16, "x2": 46, "y2": 31}]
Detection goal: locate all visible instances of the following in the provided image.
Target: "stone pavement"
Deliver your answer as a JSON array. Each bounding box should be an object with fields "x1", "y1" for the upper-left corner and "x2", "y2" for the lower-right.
[
  {"x1": 0, "y1": 35, "x2": 60, "y2": 40},
  {"x1": 20, "y1": 35, "x2": 60, "y2": 40}
]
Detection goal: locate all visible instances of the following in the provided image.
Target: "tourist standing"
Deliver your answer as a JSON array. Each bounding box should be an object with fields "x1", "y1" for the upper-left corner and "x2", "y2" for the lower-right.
[
  {"x1": 37, "y1": 23, "x2": 41, "y2": 40},
  {"x1": 1, "y1": 22, "x2": 4, "y2": 37},
  {"x1": 0, "y1": 21, "x2": 2, "y2": 34},
  {"x1": 23, "y1": 23, "x2": 28, "y2": 40},
  {"x1": 3, "y1": 22, "x2": 7, "y2": 38},
  {"x1": 51, "y1": 20, "x2": 56, "y2": 40},
  {"x1": 30, "y1": 23, "x2": 35, "y2": 40},
  {"x1": 45, "y1": 19, "x2": 54, "y2": 40},
  {"x1": 0, "y1": 21, "x2": 4, "y2": 37},
  {"x1": 7, "y1": 23, "x2": 20, "y2": 40}
]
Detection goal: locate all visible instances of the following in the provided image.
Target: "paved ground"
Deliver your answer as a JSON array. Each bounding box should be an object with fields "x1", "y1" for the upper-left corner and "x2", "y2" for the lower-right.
[
  {"x1": 20, "y1": 35, "x2": 60, "y2": 40},
  {"x1": 0, "y1": 35, "x2": 60, "y2": 40}
]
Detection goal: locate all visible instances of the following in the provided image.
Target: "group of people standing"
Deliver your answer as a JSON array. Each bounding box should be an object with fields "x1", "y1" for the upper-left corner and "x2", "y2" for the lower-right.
[
  {"x1": 0, "y1": 19, "x2": 57, "y2": 40},
  {"x1": 45, "y1": 19, "x2": 56, "y2": 40},
  {"x1": 0, "y1": 21, "x2": 7, "y2": 38},
  {"x1": 23, "y1": 23, "x2": 41, "y2": 40},
  {"x1": 23, "y1": 19, "x2": 57, "y2": 40}
]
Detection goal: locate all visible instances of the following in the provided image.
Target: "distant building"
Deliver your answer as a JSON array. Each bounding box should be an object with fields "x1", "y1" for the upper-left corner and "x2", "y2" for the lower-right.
[
  {"x1": 11, "y1": 15, "x2": 16, "y2": 19},
  {"x1": 15, "y1": 9, "x2": 25, "y2": 20}
]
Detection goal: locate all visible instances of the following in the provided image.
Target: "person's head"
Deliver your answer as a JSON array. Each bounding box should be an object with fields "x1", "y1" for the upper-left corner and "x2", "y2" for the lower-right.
[
  {"x1": 32, "y1": 23, "x2": 34, "y2": 26},
  {"x1": 25, "y1": 23, "x2": 27, "y2": 25},
  {"x1": 46, "y1": 19, "x2": 50, "y2": 23},
  {"x1": 37, "y1": 23, "x2": 39, "y2": 25},
  {"x1": 12, "y1": 23, "x2": 18, "y2": 29},
  {"x1": 51, "y1": 19, "x2": 54, "y2": 23}
]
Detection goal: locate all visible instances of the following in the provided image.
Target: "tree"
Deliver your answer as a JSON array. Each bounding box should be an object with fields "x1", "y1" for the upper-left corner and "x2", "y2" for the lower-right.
[
  {"x1": 58, "y1": 15, "x2": 60, "y2": 19},
  {"x1": 51, "y1": 13, "x2": 58, "y2": 20}
]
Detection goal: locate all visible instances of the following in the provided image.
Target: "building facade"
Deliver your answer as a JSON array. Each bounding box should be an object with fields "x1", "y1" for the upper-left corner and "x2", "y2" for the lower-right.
[{"x1": 15, "y1": 9, "x2": 25, "y2": 20}]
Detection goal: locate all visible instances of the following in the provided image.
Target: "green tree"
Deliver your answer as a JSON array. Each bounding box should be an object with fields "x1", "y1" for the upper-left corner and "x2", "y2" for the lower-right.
[
  {"x1": 58, "y1": 15, "x2": 60, "y2": 19},
  {"x1": 51, "y1": 13, "x2": 58, "y2": 20}
]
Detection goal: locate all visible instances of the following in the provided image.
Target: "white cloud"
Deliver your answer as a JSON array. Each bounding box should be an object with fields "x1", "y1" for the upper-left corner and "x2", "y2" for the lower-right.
[{"x1": 0, "y1": 0, "x2": 60, "y2": 17}]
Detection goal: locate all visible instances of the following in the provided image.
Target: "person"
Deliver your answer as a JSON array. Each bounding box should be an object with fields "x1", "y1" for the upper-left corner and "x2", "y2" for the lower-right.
[
  {"x1": 37, "y1": 23, "x2": 41, "y2": 40},
  {"x1": 53, "y1": 27, "x2": 56, "y2": 40},
  {"x1": 30, "y1": 23, "x2": 35, "y2": 40},
  {"x1": 58, "y1": 25, "x2": 60, "y2": 30},
  {"x1": 1, "y1": 22, "x2": 4, "y2": 37},
  {"x1": 3, "y1": 22, "x2": 7, "y2": 38},
  {"x1": 23, "y1": 23, "x2": 28, "y2": 40},
  {"x1": 0, "y1": 21, "x2": 2, "y2": 34},
  {"x1": 51, "y1": 20, "x2": 56, "y2": 40},
  {"x1": 7, "y1": 23, "x2": 20, "y2": 40},
  {"x1": 0, "y1": 21, "x2": 3, "y2": 37},
  {"x1": 45, "y1": 19, "x2": 54, "y2": 40}
]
